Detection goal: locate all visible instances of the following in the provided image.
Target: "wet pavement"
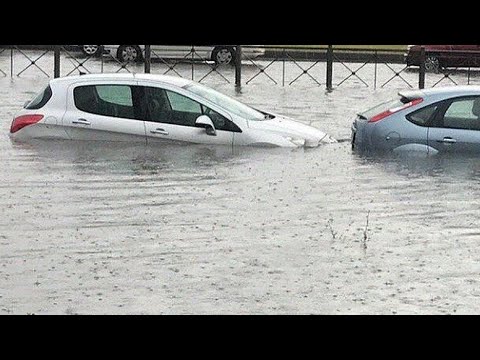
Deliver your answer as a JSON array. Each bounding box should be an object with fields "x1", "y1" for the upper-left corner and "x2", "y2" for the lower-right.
[{"x1": 2, "y1": 55, "x2": 480, "y2": 314}]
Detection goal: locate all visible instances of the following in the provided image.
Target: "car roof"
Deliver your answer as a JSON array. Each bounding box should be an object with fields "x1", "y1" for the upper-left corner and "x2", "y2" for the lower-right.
[
  {"x1": 49, "y1": 73, "x2": 194, "y2": 88},
  {"x1": 406, "y1": 86, "x2": 480, "y2": 98},
  {"x1": 135, "y1": 73, "x2": 194, "y2": 87}
]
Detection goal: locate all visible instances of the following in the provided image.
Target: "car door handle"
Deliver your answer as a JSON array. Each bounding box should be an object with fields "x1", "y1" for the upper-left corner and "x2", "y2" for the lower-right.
[
  {"x1": 150, "y1": 128, "x2": 169, "y2": 136},
  {"x1": 72, "y1": 118, "x2": 91, "y2": 126},
  {"x1": 437, "y1": 137, "x2": 457, "y2": 144}
]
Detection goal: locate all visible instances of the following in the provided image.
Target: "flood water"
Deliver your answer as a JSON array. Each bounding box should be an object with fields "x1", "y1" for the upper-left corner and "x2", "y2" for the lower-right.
[{"x1": 2, "y1": 55, "x2": 480, "y2": 314}]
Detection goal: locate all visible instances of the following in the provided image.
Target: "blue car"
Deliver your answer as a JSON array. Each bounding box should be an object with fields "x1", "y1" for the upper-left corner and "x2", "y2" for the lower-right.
[{"x1": 352, "y1": 86, "x2": 480, "y2": 155}]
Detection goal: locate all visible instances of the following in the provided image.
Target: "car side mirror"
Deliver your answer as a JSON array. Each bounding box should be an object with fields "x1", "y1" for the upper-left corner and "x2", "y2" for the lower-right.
[{"x1": 195, "y1": 115, "x2": 217, "y2": 136}]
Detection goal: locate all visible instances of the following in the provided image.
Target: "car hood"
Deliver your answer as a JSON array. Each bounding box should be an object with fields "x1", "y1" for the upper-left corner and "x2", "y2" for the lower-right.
[{"x1": 248, "y1": 116, "x2": 337, "y2": 147}]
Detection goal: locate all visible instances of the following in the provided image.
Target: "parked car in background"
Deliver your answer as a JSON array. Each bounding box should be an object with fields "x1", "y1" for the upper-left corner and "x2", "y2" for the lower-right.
[
  {"x1": 406, "y1": 45, "x2": 480, "y2": 73},
  {"x1": 98, "y1": 45, "x2": 265, "y2": 65},
  {"x1": 10, "y1": 74, "x2": 335, "y2": 148},
  {"x1": 78, "y1": 45, "x2": 102, "y2": 57},
  {"x1": 352, "y1": 86, "x2": 480, "y2": 155}
]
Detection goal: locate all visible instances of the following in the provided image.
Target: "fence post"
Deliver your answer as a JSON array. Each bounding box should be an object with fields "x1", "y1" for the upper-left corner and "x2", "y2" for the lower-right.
[
  {"x1": 144, "y1": 45, "x2": 151, "y2": 74},
  {"x1": 235, "y1": 45, "x2": 242, "y2": 88},
  {"x1": 192, "y1": 46, "x2": 195, "y2": 80},
  {"x1": 419, "y1": 46, "x2": 426, "y2": 89},
  {"x1": 10, "y1": 46, "x2": 13, "y2": 77},
  {"x1": 326, "y1": 45, "x2": 333, "y2": 91},
  {"x1": 54, "y1": 45, "x2": 61, "y2": 78}
]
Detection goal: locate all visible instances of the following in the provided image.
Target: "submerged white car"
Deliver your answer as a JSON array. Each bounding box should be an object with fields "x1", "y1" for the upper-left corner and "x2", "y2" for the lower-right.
[{"x1": 10, "y1": 74, "x2": 335, "y2": 148}]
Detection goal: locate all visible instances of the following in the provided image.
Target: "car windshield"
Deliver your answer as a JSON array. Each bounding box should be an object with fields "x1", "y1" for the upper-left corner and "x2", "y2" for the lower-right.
[{"x1": 185, "y1": 83, "x2": 266, "y2": 121}]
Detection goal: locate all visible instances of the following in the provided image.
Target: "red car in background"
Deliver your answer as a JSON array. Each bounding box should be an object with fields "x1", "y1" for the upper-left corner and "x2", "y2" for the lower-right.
[{"x1": 406, "y1": 45, "x2": 480, "y2": 72}]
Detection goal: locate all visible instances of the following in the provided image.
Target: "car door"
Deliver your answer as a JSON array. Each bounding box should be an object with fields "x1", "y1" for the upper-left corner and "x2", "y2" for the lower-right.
[
  {"x1": 428, "y1": 96, "x2": 480, "y2": 154},
  {"x1": 191, "y1": 46, "x2": 214, "y2": 60},
  {"x1": 138, "y1": 84, "x2": 235, "y2": 146},
  {"x1": 474, "y1": 45, "x2": 480, "y2": 67},
  {"x1": 450, "y1": 45, "x2": 478, "y2": 67},
  {"x1": 151, "y1": 46, "x2": 189, "y2": 60},
  {"x1": 150, "y1": 46, "x2": 211, "y2": 61},
  {"x1": 62, "y1": 80, "x2": 147, "y2": 142}
]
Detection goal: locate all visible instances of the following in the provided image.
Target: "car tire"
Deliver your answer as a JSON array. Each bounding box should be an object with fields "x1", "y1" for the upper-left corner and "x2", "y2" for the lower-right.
[
  {"x1": 211, "y1": 46, "x2": 236, "y2": 66},
  {"x1": 425, "y1": 54, "x2": 441, "y2": 73},
  {"x1": 117, "y1": 45, "x2": 143, "y2": 63},
  {"x1": 81, "y1": 45, "x2": 101, "y2": 57}
]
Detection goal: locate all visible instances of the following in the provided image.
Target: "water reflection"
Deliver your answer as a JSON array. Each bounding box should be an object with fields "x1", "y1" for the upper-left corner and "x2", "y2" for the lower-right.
[
  {"x1": 7, "y1": 138, "x2": 309, "y2": 182},
  {"x1": 354, "y1": 150, "x2": 480, "y2": 182}
]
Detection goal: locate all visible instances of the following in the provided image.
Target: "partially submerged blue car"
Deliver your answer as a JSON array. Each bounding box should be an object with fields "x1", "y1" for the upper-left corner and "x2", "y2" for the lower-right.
[{"x1": 352, "y1": 86, "x2": 480, "y2": 155}]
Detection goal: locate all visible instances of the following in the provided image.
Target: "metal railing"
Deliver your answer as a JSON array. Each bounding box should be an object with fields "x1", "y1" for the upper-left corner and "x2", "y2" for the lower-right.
[
  {"x1": 241, "y1": 46, "x2": 480, "y2": 89},
  {"x1": 147, "y1": 45, "x2": 233, "y2": 84},
  {"x1": 0, "y1": 47, "x2": 7, "y2": 76},
  {"x1": 1, "y1": 45, "x2": 480, "y2": 90}
]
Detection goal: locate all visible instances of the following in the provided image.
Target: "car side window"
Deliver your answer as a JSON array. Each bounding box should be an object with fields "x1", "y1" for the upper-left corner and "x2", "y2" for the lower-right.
[
  {"x1": 74, "y1": 85, "x2": 136, "y2": 120},
  {"x1": 142, "y1": 86, "x2": 241, "y2": 132},
  {"x1": 407, "y1": 104, "x2": 439, "y2": 127},
  {"x1": 166, "y1": 91, "x2": 203, "y2": 114},
  {"x1": 96, "y1": 85, "x2": 133, "y2": 107},
  {"x1": 143, "y1": 87, "x2": 172, "y2": 123},
  {"x1": 441, "y1": 97, "x2": 480, "y2": 130},
  {"x1": 142, "y1": 87, "x2": 201, "y2": 127}
]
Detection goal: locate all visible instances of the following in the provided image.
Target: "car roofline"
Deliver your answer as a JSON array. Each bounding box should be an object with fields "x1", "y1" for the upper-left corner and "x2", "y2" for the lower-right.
[
  {"x1": 398, "y1": 86, "x2": 480, "y2": 101},
  {"x1": 49, "y1": 73, "x2": 195, "y2": 89},
  {"x1": 398, "y1": 90, "x2": 425, "y2": 101}
]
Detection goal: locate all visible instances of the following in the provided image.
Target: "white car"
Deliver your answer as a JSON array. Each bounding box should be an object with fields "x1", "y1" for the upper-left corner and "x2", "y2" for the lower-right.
[
  {"x1": 10, "y1": 74, "x2": 335, "y2": 148},
  {"x1": 91, "y1": 45, "x2": 265, "y2": 65}
]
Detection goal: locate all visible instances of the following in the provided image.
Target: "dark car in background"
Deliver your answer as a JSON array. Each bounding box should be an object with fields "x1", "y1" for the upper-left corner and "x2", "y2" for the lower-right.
[{"x1": 406, "y1": 45, "x2": 480, "y2": 72}]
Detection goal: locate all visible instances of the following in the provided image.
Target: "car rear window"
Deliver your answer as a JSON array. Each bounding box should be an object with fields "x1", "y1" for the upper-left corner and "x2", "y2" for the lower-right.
[{"x1": 25, "y1": 85, "x2": 52, "y2": 109}]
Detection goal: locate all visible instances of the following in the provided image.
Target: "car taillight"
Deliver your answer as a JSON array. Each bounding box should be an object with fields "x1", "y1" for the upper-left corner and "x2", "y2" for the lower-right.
[
  {"x1": 369, "y1": 98, "x2": 423, "y2": 123},
  {"x1": 10, "y1": 114, "x2": 44, "y2": 134}
]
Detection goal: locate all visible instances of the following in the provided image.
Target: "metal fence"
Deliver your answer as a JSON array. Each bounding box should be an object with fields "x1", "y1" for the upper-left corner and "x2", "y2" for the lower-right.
[{"x1": 1, "y1": 45, "x2": 480, "y2": 90}]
